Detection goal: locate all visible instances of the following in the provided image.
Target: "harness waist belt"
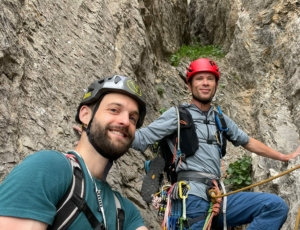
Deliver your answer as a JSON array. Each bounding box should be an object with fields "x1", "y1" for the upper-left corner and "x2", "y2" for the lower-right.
[{"x1": 177, "y1": 171, "x2": 219, "y2": 186}]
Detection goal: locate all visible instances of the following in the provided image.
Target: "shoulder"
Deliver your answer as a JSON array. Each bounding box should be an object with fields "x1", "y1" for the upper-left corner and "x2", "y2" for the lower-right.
[
  {"x1": 8, "y1": 150, "x2": 73, "y2": 195},
  {"x1": 0, "y1": 150, "x2": 72, "y2": 224},
  {"x1": 161, "y1": 106, "x2": 177, "y2": 116},
  {"x1": 21, "y1": 150, "x2": 71, "y2": 172},
  {"x1": 23, "y1": 150, "x2": 68, "y2": 162}
]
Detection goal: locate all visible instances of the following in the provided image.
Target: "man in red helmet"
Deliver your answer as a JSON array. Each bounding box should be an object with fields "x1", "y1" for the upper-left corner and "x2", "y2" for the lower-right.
[{"x1": 132, "y1": 58, "x2": 300, "y2": 229}]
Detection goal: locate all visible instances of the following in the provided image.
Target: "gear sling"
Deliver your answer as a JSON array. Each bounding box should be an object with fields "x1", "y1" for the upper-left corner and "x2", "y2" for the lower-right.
[
  {"x1": 47, "y1": 154, "x2": 124, "y2": 230},
  {"x1": 158, "y1": 105, "x2": 228, "y2": 229}
]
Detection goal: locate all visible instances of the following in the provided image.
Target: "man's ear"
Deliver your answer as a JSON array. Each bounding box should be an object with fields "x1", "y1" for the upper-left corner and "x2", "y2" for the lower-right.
[{"x1": 78, "y1": 105, "x2": 92, "y2": 126}]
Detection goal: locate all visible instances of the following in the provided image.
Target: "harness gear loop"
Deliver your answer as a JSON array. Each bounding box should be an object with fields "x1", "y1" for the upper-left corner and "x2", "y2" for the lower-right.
[{"x1": 203, "y1": 180, "x2": 222, "y2": 230}]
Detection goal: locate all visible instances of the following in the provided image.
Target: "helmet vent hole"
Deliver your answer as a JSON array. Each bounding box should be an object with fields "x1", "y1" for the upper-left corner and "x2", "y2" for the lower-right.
[{"x1": 114, "y1": 75, "x2": 121, "y2": 84}]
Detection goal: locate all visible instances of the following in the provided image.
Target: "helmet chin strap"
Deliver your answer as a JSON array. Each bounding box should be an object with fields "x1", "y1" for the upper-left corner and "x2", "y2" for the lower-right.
[
  {"x1": 80, "y1": 99, "x2": 115, "y2": 181},
  {"x1": 84, "y1": 99, "x2": 119, "y2": 161}
]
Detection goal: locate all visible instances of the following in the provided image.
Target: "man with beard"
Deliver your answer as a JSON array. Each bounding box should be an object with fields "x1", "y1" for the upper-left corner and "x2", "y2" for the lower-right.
[
  {"x1": 0, "y1": 75, "x2": 148, "y2": 230},
  {"x1": 132, "y1": 58, "x2": 300, "y2": 229}
]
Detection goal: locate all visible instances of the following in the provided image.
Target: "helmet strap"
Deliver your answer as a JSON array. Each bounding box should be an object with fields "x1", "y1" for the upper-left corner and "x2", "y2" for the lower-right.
[{"x1": 85, "y1": 96, "x2": 117, "y2": 161}]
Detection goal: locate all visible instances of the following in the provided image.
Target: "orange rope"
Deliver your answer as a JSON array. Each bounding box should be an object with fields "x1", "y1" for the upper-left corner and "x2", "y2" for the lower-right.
[{"x1": 203, "y1": 180, "x2": 222, "y2": 230}]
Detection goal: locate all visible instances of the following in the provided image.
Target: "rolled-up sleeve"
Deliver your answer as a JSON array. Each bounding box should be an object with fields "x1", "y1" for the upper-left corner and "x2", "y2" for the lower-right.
[
  {"x1": 132, "y1": 107, "x2": 178, "y2": 152},
  {"x1": 224, "y1": 114, "x2": 250, "y2": 146}
]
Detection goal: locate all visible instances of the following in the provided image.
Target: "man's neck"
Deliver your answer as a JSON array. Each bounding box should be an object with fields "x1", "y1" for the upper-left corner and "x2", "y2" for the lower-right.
[
  {"x1": 191, "y1": 98, "x2": 211, "y2": 112},
  {"x1": 75, "y1": 136, "x2": 109, "y2": 180}
]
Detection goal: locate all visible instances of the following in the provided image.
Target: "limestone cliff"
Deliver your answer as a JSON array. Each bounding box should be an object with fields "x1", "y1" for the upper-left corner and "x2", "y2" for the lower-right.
[{"x1": 0, "y1": 0, "x2": 299, "y2": 229}]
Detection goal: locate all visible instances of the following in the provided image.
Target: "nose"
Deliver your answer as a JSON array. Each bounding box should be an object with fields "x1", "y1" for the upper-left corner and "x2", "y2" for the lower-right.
[
  {"x1": 202, "y1": 78, "x2": 209, "y2": 85},
  {"x1": 117, "y1": 112, "x2": 130, "y2": 126}
]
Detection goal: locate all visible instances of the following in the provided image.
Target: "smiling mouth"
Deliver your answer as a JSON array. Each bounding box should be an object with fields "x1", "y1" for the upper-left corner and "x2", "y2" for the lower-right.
[
  {"x1": 200, "y1": 89, "x2": 210, "y2": 93},
  {"x1": 109, "y1": 129, "x2": 127, "y2": 138}
]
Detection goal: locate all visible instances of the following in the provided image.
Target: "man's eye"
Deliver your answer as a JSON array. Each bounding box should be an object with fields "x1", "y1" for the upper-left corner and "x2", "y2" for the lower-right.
[
  {"x1": 110, "y1": 108, "x2": 118, "y2": 113},
  {"x1": 130, "y1": 116, "x2": 138, "y2": 124}
]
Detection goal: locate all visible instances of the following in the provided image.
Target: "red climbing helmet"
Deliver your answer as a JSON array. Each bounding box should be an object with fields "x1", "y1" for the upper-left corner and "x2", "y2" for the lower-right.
[{"x1": 186, "y1": 58, "x2": 220, "y2": 82}]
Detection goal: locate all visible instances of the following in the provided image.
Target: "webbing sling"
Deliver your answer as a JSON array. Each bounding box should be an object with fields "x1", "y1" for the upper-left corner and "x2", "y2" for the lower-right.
[{"x1": 48, "y1": 154, "x2": 123, "y2": 230}]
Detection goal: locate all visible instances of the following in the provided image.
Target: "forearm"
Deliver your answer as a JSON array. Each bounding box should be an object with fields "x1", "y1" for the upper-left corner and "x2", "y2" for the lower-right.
[
  {"x1": 243, "y1": 137, "x2": 288, "y2": 162},
  {"x1": 132, "y1": 107, "x2": 178, "y2": 151},
  {"x1": 0, "y1": 217, "x2": 47, "y2": 230}
]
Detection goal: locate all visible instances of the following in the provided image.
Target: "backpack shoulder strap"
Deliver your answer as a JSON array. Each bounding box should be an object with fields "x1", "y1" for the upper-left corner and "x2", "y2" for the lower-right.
[
  {"x1": 214, "y1": 106, "x2": 230, "y2": 158},
  {"x1": 175, "y1": 106, "x2": 181, "y2": 154},
  {"x1": 49, "y1": 154, "x2": 124, "y2": 230},
  {"x1": 114, "y1": 193, "x2": 125, "y2": 230},
  {"x1": 48, "y1": 154, "x2": 85, "y2": 230},
  {"x1": 214, "y1": 105, "x2": 228, "y2": 132}
]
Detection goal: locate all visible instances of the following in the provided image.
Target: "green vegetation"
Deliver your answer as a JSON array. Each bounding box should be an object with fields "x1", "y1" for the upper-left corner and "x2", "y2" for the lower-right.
[
  {"x1": 159, "y1": 107, "x2": 167, "y2": 114},
  {"x1": 170, "y1": 43, "x2": 225, "y2": 66},
  {"x1": 234, "y1": 75, "x2": 241, "y2": 81},
  {"x1": 157, "y1": 87, "x2": 165, "y2": 96},
  {"x1": 224, "y1": 155, "x2": 252, "y2": 190},
  {"x1": 152, "y1": 141, "x2": 159, "y2": 153}
]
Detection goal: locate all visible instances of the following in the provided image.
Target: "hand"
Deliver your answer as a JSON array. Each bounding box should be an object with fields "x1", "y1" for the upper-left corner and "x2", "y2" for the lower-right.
[
  {"x1": 73, "y1": 125, "x2": 83, "y2": 135},
  {"x1": 292, "y1": 145, "x2": 300, "y2": 159},
  {"x1": 285, "y1": 145, "x2": 300, "y2": 161},
  {"x1": 73, "y1": 125, "x2": 83, "y2": 146}
]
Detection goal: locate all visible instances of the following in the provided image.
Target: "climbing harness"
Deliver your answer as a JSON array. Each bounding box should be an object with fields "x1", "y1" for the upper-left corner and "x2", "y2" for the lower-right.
[
  {"x1": 152, "y1": 162, "x2": 300, "y2": 230},
  {"x1": 207, "y1": 163, "x2": 300, "y2": 230},
  {"x1": 151, "y1": 105, "x2": 229, "y2": 230}
]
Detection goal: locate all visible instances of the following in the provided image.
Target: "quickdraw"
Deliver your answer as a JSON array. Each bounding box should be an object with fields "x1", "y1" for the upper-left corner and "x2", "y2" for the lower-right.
[{"x1": 152, "y1": 182, "x2": 191, "y2": 230}]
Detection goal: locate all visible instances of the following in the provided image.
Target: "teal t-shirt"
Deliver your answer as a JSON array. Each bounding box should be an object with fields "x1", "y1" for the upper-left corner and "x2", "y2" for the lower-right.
[{"x1": 0, "y1": 150, "x2": 145, "y2": 230}]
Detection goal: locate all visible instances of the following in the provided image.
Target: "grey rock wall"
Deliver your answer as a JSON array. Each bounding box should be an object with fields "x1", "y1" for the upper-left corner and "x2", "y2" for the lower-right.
[
  {"x1": 190, "y1": 0, "x2": 300, "y2": 229},
  {"x1": 0, "y1": 0, "x2": 188, "y2": 228},
  {"x1": 1, "y1": 0, "x2": 300, "y2": 229}
]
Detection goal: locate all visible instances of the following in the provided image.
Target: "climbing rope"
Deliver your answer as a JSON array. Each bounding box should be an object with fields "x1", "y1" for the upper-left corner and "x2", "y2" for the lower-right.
[
  {"x1": 203, "y1": 180, "x2": 222, "y2": 230},
  {"x1": 295, "y1": 206, "x2": 300, "y2": 230},
  {"x1": 209, "y1": 164, "x2": 300, "y2": 199},
  {"x1": 207, "y1": 163, "x2": 300, "y2": 230}
]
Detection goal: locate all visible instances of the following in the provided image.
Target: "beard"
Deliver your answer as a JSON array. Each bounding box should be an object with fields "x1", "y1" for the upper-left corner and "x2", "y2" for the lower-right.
[
  {"x1": 88, "y1": 121, "x2": 134, "y2": 161},
  {"x1": 192, "y1": 94, "x2": 212, "y2": 104},
  {"x1": 191, "y1": 86, "x2": 217, "y2": 104}
]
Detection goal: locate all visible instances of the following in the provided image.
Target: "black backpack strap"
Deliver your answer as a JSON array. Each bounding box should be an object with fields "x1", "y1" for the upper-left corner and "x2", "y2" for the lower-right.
[
  {"x1": 71, "y1": 193, "x2": 105, "y2": 230},
  {"x1": 48, "y1": 154, "x2": 85, "y2": 230},
  {"x1": 49, "y1": 154, "x2": 123, "y2": 230},
  {"x1": 214, "y1": 106, "x2": 230, "y2": 158},
  {"x1": 114, "y1": 194, "x2": 125, "y2": 230},
  {"x1": 177, "y1": 105, "x2": 199, "y2": 159}
]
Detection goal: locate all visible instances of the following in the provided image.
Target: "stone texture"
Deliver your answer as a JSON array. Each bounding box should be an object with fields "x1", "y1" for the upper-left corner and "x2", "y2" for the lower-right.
[{"x1": 1, "y1": 0, "x2": 300, "y2": 229}]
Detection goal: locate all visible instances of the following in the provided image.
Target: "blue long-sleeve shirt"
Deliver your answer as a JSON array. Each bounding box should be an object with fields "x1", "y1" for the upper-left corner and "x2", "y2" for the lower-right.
[{"x1": 132, "y1": 103, "x2": 250, "y2": 200}]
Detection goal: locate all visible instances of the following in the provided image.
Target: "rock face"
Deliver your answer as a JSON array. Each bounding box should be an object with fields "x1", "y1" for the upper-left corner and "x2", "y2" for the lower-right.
[{"x1": 0, "y1": 0, "x2": 299, "y2": 229}]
